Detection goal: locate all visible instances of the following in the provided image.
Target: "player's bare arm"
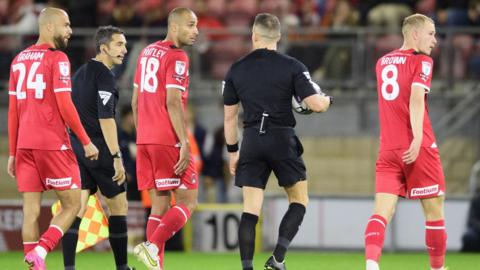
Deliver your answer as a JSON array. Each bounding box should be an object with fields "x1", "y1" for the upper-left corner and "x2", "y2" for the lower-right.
[
  {"x1": 224, "y1": 104, "x2": 239, "y2": 175},
  {"x1": 166, "y1": 87, "x2": 190, "y2": 175},
  {"x1": 131, "y1": 86, "x2": 138, "y2": 129},
  {"x1": 403, "y1": 85, "x2": 425, "y2": 164},
  {"x1": 99, "y1": 118, "x2": 126, "y2": 184},
  {"x1": 7, "y1": 89, "x2": 18, "y2": 178},
  {"x1": 303, "y1": 94, "x2": 331, "y2": 113}
]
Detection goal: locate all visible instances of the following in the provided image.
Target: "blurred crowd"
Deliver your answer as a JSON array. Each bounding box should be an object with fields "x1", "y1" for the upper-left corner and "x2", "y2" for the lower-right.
[
  {"x1": 2, "y1": 0, "x2": 480, "y2": 87},
  {"x1": 2, "y1": 0, "x2": 480, "y2": 29},
  {"x1": 2, "y1": 0, "x2": 480, "y2": 85}
]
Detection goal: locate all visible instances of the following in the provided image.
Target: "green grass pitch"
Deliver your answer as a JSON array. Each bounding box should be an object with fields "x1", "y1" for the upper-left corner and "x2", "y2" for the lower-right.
[{"x1": 0, "y1": 251, "x2": 478, "y2": 269}]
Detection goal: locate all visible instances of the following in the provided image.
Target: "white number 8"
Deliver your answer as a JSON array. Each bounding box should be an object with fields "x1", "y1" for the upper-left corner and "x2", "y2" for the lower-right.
[
  {"x1": 140, "y1": 57, "x2": 159, "y2": 93},
  {"x1": 381, "y1": 64, "x2": 399, "y2": 100}
]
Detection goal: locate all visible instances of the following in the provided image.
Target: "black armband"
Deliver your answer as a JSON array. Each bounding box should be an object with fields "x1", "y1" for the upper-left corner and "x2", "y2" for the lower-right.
[{"x1": 226, "y1": 143, "x2": 239, "y2": 153}]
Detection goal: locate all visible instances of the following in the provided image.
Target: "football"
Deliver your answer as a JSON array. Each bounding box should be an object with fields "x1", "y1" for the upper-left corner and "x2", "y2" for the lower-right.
[
  {"x1": 292, "y1": 73, "x2": 323, "y2": 115},
  {"x1": 292, "y1": 95, "x2": 313, "y2": 115}
]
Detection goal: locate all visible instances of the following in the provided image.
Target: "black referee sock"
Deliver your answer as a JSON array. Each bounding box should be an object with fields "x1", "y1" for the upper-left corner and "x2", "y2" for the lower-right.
[
  {"x1": 62, "y1": 216, "x2": 82, "y2": 269},
  {"x1": 108, "y1": 215, "x2": 129, "y2": 270},
  {"x1": 239, "y1": 212, "x2": 259, "y2": 270},
  {"x1": 273, "y1": 203, "x2": 306, "y2": 262}
]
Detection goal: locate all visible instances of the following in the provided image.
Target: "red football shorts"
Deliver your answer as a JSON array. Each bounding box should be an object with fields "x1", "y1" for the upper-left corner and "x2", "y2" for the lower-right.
[
  {"x1": 375, "y1": 147, "x2": 445, "y2": 199},
  {"x1": 16, "y1": 149, "x2": 81, "y2": 192},
  {"x1": 136, "y1": 144, "x2": 198, "y2": 191}
]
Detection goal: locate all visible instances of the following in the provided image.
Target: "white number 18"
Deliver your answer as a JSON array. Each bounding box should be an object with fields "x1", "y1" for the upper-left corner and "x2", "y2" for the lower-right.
[{"x1": 139, "y1": 57, "x2": 159, "y2": 93}]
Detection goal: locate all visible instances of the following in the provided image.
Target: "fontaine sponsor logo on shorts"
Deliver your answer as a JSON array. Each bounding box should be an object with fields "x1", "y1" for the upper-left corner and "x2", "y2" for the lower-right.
[
  {"x1": 46, "y1": 177, "x2": 72, "y2": 187},
  {"x1": 155, "y1": 178, "x2": 181, "y2": 189},
  {"x1": 410, "y1": 184, "x2": 439, "y2": 197}
]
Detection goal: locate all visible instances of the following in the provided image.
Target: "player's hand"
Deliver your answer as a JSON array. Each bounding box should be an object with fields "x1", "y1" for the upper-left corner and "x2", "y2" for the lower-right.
[
  {"x1": 403, "y1": 139, "x2": 421, "y2": 164},
  {"x1": 7, "y1": 156, "x2": 15, "y2": 178},
  {"x1": 83, "y1": 142, "x2": 99, "y2": 160},
  {"x1": 174, "y1": 143, "x2": 190, "y2": 175},
  {"x1": 228, "y1": 151, "x2": 239, "y2": 176},
  {"x1": 112, "y1": 158, "x2": 126, "y2": 185}
]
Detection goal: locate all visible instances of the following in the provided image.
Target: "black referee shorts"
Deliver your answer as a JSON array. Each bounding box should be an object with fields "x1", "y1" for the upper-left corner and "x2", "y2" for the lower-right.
[
  {"x1": 71, "y1": 136, "x2": 126, "y2": 198},
  {"x1": 235, "y1": 127, "x2": 306, "y2": 189}
]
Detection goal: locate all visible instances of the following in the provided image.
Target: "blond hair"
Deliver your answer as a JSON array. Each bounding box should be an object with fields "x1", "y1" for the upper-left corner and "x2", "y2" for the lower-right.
[
  {"x1": 402, "y1": 13, "x2": 434, "y2": 37},
  {"x1": 253, "y1": 13, "x2": 281, "y2": 40}
]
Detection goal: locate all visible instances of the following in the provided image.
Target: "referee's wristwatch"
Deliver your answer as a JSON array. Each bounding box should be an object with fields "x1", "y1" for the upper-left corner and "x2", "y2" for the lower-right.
[{"x1": 111, "y1": 151, "x2": 122, "y2": 159}]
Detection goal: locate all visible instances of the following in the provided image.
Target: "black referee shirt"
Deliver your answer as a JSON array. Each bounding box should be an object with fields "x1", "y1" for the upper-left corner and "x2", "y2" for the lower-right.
[
  {"x1": 223, "y1": 49, "x2": 317, "y2": 127},
  {"x1": 71, "y1": 59, "x2": 118, "y2": 138}
]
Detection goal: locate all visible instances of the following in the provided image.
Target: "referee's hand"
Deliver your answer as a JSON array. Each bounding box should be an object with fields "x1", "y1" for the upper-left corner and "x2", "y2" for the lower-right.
[
  {"x1": 83, "y1": 142, "x2": 99, "y2": 160},
  {"x1": 228, "y1": 152, "x2": 239, "y2": 176},
  {"x1": 112, "y1": 158, "x2": 126, "y2": 185}
]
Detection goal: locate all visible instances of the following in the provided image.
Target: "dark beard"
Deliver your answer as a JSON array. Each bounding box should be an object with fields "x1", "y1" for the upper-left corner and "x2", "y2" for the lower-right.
[{"x1": 54, "y1": 35, "x2": 67, "y2": 50}]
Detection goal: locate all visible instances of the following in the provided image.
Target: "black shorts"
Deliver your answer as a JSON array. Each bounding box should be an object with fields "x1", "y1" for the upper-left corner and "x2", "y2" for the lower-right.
[
  {"x1": 71, "y1": 135, "x2": 126, "y2": 198},
  {"x1": 235, "y1": 127, "x2": 306, "y2": 189}
]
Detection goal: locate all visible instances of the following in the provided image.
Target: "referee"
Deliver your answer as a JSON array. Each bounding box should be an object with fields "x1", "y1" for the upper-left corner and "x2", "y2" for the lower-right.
[
  {"x1": 62, "y1": 26, "x2": 133, "y2": 270},
  {"x1": 223, "y1": 13, "x2": 331, "y2": 270}
]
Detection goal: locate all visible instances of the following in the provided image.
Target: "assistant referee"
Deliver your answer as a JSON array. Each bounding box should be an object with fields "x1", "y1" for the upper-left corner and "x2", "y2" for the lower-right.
[
  {"x1": 223, "y1": 13, "x2": 331, "y2": 270},
  {"x1": 62, "y1": 26, "x2": 134, "y2": 270}
]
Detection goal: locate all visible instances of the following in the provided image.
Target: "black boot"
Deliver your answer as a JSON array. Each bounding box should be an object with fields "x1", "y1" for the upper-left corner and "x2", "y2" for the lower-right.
[{"x1": 264, "y1": 256, "x2": 286, "y2": 270}]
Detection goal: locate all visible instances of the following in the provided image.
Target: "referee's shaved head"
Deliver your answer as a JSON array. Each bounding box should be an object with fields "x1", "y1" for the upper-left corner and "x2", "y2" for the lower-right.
[{"x1": 253, "y1": 13, "x2": 281, "y2": 41}]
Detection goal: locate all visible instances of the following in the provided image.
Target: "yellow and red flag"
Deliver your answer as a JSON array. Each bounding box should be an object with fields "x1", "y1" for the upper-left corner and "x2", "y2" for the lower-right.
[{"x1": 51, "y1": 194, "x2": 109, "y2": 252}]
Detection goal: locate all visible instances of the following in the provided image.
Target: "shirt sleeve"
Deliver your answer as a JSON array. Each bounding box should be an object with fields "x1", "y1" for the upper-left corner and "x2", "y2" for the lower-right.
[
  {"x1": 165, "y1": 51, "x2": 189, "y2": 91},
  {"x1": 96, "y1": 67, "x2": 116, "y2": 119},
  {"x1": 52, "y1": 52, "x2": 72, "y2": 93},
  {"x1": 55, "y1": 92, "x2": 91, "y2": 145},
  {"x1": 8, "y1": 65, "x2": 16, "y2": 96},
  {"x1": 222, "y1": 67, "x2": 239, "y2": 105},
  {"x1": 133, "y1": 52, "x2": 141, "y2": 88},
  {"x1": 292, "y1": 59, "x2": 320, "y2": 101},
  {"x1": 8, "y1": 68, "x2": 18, "y2": 156},
  {"x1": 412, "y1": 55, "x2": 433, "y2": 93}
]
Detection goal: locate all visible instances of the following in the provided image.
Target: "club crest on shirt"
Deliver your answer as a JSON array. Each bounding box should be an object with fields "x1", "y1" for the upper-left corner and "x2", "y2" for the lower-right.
[
  {"x1": 175, "y1": 61, "x2": 186, "y2": 75},
  {"x1": 59, "y1": 62, "x2": 70, "y2": 77},
  {"x1": 421, "y1": 61, "x2": 431, "y2": 76}
]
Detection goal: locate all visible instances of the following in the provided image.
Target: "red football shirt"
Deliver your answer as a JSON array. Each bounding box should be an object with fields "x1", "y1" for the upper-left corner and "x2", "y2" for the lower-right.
[
  {"x1": 134, "y1": 40, "x2": 190, "y2": 146},
  {"x1": 376, "y1": 49, "x2": 436, "y2": 151},
  {"x1": 9, "y1": 44, "x2": 73, "y2": 150}
]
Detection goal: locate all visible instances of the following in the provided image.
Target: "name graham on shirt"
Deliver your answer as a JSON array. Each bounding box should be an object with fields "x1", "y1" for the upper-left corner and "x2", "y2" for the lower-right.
[{"x1": 17, "y1": 51, "x2": 45, "y2": 62}]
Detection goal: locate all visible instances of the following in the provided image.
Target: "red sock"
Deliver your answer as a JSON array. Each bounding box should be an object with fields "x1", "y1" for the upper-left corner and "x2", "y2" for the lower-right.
[
  {"x1": 146, "y1": 214, "x2": 165, "y2": 266},
  {"x1": 147, "y1": 205, "x2": 190, "y2": 247},
  {"x1": 23, "y1": 242, "x2": 38, "y2": 255},
  {"x1": 38, "y1": 225, "x2": 64, "y2": 252},
  {"x1": 426, "y1": 220, "x2": 447, "y2": 269},
  {"x1": 365, "y1": 214, "x2": 387, "y2": 262},
  {"x1": 146, "y1": 215, "x2": 162, "y2": 239}
]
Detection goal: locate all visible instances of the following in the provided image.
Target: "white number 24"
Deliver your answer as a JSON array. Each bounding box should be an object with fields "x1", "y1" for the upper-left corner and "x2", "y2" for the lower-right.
[
  {"x1": 12, "y1": 62, "x2": 46, "y2": 100},
  {"x1": 381, "y1": 64, "x2": 399, "y2": 100}
]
